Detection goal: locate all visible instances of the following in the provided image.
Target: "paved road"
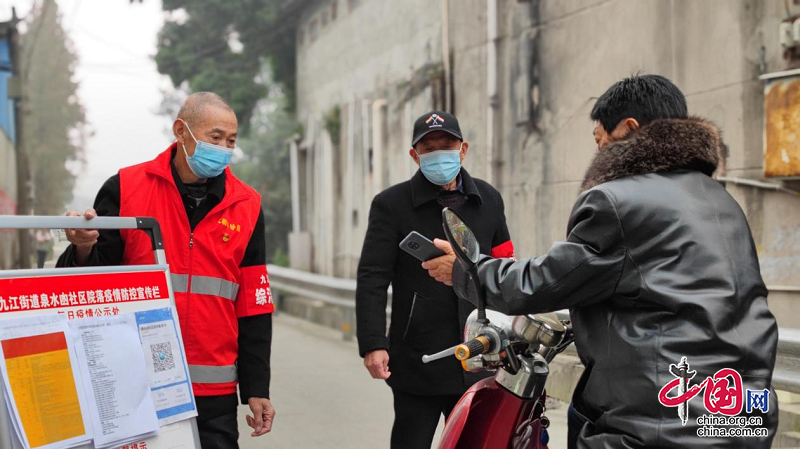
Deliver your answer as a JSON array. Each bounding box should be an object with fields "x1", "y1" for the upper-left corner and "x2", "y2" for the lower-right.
[{"x1": 238, "y1": 314, "x2": 568, "y2": 448}]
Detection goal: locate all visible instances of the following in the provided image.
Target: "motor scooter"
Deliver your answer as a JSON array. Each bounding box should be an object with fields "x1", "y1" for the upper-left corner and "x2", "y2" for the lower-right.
[{"x1": 422, "y1": 208, "x2": 575, "y2": 449}]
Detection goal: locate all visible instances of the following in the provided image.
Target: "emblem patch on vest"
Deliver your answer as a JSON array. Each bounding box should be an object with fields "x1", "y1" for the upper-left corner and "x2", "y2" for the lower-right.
[{"x1": 217, "y1": 217, "x2": 242, "y2": 233}]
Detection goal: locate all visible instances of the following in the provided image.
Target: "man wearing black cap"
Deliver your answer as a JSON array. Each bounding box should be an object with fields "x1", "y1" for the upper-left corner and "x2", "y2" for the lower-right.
[{"x1": 356, "y1": 111, "x2": 515, "y2": 448}]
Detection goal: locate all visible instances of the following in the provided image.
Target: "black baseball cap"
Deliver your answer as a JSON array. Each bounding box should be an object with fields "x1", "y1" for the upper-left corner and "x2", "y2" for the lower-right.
[{"x1": 411, "y1": 111, "x2": 463, "y2": 146}]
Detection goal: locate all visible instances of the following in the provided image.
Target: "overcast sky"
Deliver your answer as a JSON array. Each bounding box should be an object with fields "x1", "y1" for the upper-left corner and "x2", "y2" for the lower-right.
[{"x1": 0, "y1": 0, "x2": 173, "y2": 210}]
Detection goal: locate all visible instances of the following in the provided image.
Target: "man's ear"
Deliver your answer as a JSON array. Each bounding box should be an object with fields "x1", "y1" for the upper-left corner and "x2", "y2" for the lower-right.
[
  {"x1": 173, "y1": 119, "x2": 186, "y2": 144},
  {"x1": 459, "y1": 142, "x2": 469, "y2": 161},
  {"x1": 623, "y1": 118, "x2": 640, "y2": 133},
  {"x1": 409, "y1": 148, "x2": 420, "y2": 165},
  {"x1": 611, "y1": 118, "x2": 639, "y2": 140}
]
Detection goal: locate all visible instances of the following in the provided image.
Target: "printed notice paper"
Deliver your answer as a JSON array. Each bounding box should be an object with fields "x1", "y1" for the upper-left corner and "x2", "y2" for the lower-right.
[
  {"x1": 70, "y1": 314, "x2": 159, "y2": 449},
  {"x1": 135, "y1": 308, "x2": 197, "y2": 425},
  {"x1": 0, "y1": 314, "x2": 92, "y2": 449}
]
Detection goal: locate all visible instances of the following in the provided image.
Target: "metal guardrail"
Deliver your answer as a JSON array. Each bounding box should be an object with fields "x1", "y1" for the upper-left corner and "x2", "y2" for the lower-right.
[
  {"x1": 775, "y1": 327, "x2": 800, "y2": 393},
  {"x1": 267, "y1": 265, "x2": 391, "y2": 340},
  {"x1": 268, "y1": 265, "x2": 800, "y2": 394},
  {"x1": 268, "y1": 265, "x2": 363, "y2": 308}
]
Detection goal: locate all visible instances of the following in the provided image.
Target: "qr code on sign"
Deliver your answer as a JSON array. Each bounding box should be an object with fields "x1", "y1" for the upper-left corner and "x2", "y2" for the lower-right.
[{"x1": 150, "y1": 342, "x2": 175, "y2": 372}]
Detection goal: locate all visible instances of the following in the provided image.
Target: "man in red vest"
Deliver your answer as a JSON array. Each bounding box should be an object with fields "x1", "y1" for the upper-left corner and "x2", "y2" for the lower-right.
[{"x1": 57, "y1": 92, "x2": 276, "y2": 448}]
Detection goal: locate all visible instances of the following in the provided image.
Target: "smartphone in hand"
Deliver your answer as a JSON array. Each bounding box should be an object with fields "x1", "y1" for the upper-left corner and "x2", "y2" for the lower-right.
[{"x1": 399, "y1": 231, "x2": 446, "y2": 262}]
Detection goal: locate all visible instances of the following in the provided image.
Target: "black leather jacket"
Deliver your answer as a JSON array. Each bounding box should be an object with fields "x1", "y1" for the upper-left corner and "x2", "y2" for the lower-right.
[{"x1": 453, "y1": 118, "x2": 778, "y2": 448}]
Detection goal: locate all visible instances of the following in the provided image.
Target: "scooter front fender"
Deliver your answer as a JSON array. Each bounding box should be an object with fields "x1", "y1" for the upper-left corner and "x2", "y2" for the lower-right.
[{"x1": 438, "y1": 377, "x2": 548, "y2": 449}]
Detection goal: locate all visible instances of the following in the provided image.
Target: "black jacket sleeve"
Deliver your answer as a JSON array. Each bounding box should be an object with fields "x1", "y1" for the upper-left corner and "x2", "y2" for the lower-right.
[
  {"x1": 237, "y1": 209, "x2": 272, "y2": 403},
  {"x1": 355, "y1": 193, "x2": 398, "y2": 357},
  {"x1": 56, "y1": 175, "x2": 124, "y2": 267},
  {"x1": 454, "y1": 188, "x2": 626, "y2": 314}
]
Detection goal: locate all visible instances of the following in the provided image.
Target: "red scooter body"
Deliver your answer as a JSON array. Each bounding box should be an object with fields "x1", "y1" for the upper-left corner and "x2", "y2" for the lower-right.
[
  {"x1": 432, "y1": 208, "x2": 569, "y2": 449},
  {"x1": 439, "y1": 378, "x2": 548, "y2": 449}
]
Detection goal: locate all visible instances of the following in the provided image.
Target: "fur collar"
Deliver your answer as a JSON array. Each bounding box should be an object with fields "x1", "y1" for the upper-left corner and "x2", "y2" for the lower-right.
[{"x1": 581, "y1": 117, "x2": 723, "y2": 191}]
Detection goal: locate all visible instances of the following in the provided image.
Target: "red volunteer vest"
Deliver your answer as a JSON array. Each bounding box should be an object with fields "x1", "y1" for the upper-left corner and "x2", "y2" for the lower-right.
[{"x1": 119, "y1": 145, "x2": 274, "y2": 396}]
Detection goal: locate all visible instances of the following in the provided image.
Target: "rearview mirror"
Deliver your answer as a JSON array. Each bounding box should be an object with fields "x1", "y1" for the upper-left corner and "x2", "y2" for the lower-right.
[{"x1": 442, "y1": 208, "x2": 480, "y2": 266}]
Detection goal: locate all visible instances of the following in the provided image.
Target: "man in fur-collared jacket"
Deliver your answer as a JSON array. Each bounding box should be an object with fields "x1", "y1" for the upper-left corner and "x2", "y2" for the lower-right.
[{"x1": 430, "y1": 75, "x2": 779, "y2": 448}]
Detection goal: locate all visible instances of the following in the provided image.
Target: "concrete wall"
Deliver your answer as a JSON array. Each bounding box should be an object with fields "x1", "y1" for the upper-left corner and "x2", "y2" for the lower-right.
[
  {"x1": 290, "y1": 0, "x2": 800, "y2": 316},
  {"x1": 294, "y1": 0, "x2": 445, "y2": 277},
  {"x1": 296, "y1": 0, "x2": 443, "y2": 117}
]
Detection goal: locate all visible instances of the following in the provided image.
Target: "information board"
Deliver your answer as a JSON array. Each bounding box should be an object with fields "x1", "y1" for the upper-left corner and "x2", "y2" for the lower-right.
[{"x1": 0, "y1": 266, "x2": 200, "y2": 449}]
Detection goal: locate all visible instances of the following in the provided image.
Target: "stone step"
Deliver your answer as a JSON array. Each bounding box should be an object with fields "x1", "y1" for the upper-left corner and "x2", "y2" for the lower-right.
[
  {"x1": 278, "y1": 294, "x2": 347, "y2": 334},
  {"x1": 779, "y1": 403, "x2": 800, "y2": 435},
  {"x1": 778, "y1": 391, "x2": 800, "y2": 405},
  {"x1": 545, "y1": 354, "x2": 584, "y2": 403},
  {"x1": 773, "y1": 430, "x2": 800, "y2": 448}
]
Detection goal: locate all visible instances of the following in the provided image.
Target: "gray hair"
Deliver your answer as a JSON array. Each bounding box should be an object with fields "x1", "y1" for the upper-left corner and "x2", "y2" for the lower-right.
[{"x1": 177, "y1": 92, "x2": 234, "y2": 126}]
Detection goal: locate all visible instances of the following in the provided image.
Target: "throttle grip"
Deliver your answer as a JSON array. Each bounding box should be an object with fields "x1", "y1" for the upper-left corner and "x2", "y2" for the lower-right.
[{"x1": 455, "y1": 336, "x2": 490, "y2": 361}]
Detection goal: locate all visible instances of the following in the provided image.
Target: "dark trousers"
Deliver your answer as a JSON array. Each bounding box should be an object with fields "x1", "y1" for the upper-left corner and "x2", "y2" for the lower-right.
[
  {"x1": 196, "y1": 394, "x2": 239, "y2": 449},
  {"x1": 36, "y1": 250, "x2": 47, "y2": 269},
  {"x1": 567, "y1": 403, "x2": 590, "y2": 449},
  {"x1": 391, "y1": 388, "x2": 461, "y2": 449}
]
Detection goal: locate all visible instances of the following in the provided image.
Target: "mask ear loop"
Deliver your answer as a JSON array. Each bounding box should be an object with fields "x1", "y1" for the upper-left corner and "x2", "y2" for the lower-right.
[{"x1": 178, "y1": 119, "x2": 199, "y2": 158}]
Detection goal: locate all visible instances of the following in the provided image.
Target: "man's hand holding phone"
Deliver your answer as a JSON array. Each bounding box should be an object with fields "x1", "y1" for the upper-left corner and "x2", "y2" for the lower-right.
[
  {"x1": 399, "y1": 232, "x2": 457, "y2": 286},
  {"x1": 421, "y1": 239, "x2": 455, "y2": 286}
]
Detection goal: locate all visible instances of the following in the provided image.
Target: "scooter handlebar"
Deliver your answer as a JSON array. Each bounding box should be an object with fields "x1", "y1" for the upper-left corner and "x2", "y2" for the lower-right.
[
  {"x1": 422, "y1": 335, "x2": 493, "y2": 364},
  {"x1": 455, "y1": 336, "x2": 491, "y2": 361}
]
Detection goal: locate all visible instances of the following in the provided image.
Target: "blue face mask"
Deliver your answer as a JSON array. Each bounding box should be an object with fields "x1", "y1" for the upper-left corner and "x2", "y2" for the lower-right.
[
  {"x1": 180, "y1": 120, "x2": 234, "y2": 179},
  {"x1": 417, "y1": 148, "x2": 462, "y2": 186}
]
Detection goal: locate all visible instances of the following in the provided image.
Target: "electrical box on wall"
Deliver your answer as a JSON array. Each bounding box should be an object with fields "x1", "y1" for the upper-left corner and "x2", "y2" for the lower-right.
[{"x1": 760, "y1": 70, "x2": 800, "y2": 179}]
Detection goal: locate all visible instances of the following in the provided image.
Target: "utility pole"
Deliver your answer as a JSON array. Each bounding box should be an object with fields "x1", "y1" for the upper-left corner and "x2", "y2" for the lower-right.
[
  {"x1": 441, "y1": 0, "x2": 451, "y2": 111},
  {"x1": 7, "y1": 8, "x2": 31, "y2": 268}
]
